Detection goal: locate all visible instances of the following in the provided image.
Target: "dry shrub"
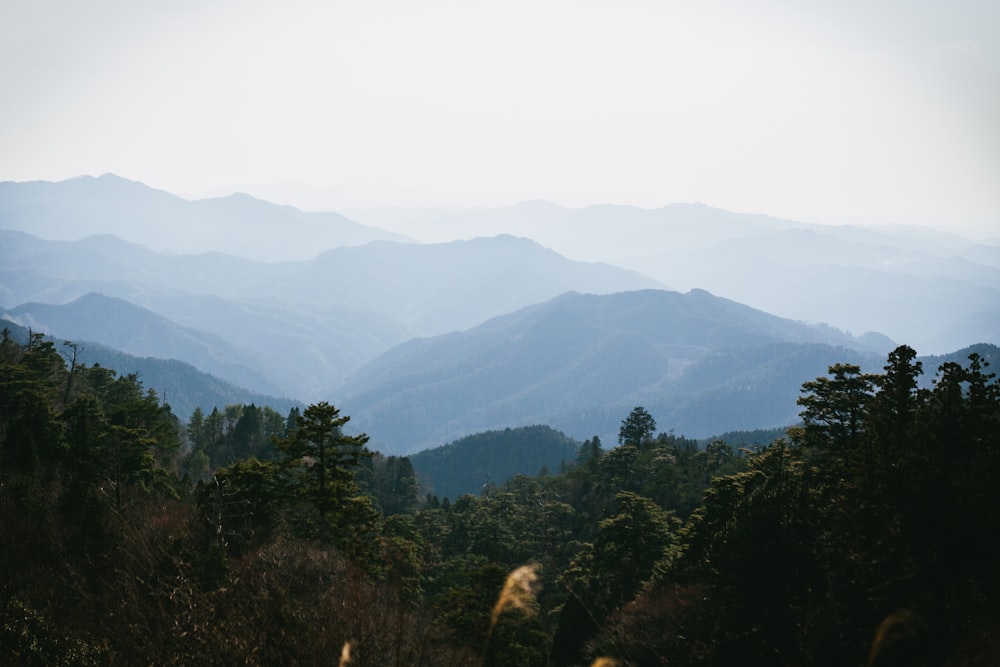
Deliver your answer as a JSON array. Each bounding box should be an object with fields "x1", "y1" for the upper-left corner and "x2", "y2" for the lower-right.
[{"x1": 588, "y1": 582, "x2": 712, "y2": 666}]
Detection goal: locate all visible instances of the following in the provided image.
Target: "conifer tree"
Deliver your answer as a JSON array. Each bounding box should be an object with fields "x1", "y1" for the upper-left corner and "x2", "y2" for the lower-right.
[
  {"x1": 276, "y1": 401, "x2": 371, "y2": 512},
  {"x1": 618, "y1": 406, "x2": 656, "y2": 449}
]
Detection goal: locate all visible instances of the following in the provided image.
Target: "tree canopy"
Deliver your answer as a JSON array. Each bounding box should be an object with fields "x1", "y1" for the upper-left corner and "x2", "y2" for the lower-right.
[{"x1": 1, "y1": 330, "x2": 997, "y2": 665}]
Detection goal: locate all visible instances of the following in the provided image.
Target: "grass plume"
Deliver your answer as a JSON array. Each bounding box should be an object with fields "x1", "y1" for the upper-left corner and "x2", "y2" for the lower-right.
[
  {"x1": 338, "y1": 640, "x2": 352, "y2": 667},
  {"x1": 482, "y1": 564, "x2": 542, "y2": 666},
  {"x1": 489, "y1": 564, "x2": 541, "y2": 628}
]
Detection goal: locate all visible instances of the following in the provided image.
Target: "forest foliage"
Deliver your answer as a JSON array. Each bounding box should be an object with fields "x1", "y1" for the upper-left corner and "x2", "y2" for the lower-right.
[{"x1": 1, "y1": 327, "x2": 998, "y2": 665}]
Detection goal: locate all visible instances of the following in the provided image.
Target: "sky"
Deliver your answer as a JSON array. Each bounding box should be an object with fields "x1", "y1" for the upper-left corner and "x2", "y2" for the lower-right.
[{"x1": 1, "y1": 0, "x2": 998, "y2": 236}]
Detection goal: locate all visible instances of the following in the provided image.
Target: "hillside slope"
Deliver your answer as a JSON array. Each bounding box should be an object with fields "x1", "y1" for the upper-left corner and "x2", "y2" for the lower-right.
[
  {"x1": 347, "y1": 201, "x2": 1000, "y2": 353},
  {"x1": 2, "y1": 294, "x2": 285, "y2": 398},
  {"x1": 0, "y1": 319, "x2": 300, "y2": 420},
  {"x1": 0, "y1": 230, "x2": 662, "y2": 395},
  {"x1": 250, "y1": 234, "x2": 664, "y2": 336},
  {"x1": 409, "y1": 425, "x2": 581, "y2": 500},
  {"x1": 336, "y1": 289, "x2": 892, "y2": 454}
]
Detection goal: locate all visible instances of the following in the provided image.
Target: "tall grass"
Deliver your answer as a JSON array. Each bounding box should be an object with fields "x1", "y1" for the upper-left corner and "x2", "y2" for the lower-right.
[
  {"x1": 489, "y1": 564, "x2": 541, "y2": 629},
  {"x1": 482, "y1": 564, "x2": 542, "y2": 666},
  {"x1": 338, "y1": 641, "x2": 352, "y2": 666},
  {"x1": 483, "y1": 564, "x2": 628, "y2": 666}
]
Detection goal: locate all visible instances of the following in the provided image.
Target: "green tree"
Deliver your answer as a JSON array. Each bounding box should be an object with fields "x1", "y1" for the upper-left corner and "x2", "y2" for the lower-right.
[
  {"x1": 795, "y1": 362, "x2": 874, "y2": 470},
  {"x1": 96, "y1": 372, "x2": 180, "y2": 476},
  {"x1": 618, "y1": 406, "x2": 656, "y2": 449},
  {"x1": 552, "y1": 491, "x2": 679, "y2": 664},
  {"x1": 199, "y1": 457, "x2": 286, "y2": 552},
  {"x1": 273, "y1": 402, "x2": 379, "y2": 557},
  {"x1": 365, "y1": 454, "x2": 420, "y2": 516},
  {"x1": 187, "y1": 406, "x2": 206, "y2": 450},
  {"x1": 204, "y1": 407, "x2": 223, "y2": 454},
  {"x1": 0, "y1": 332, "x2": 66, "y2": 476},
  {"x1": 576, "y1": 435, "x2": 603, "y2": 468},
  {"x1": 275, "y1": 401, "x2": 371, "y2": 512}
]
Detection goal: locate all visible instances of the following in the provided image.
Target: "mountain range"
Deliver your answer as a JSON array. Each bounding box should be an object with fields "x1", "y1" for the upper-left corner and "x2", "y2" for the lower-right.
[
  {"x1": 335, "y1": 289, "x2": 895, "y2": 454},
  {"x1": 0, "y1": 221, "x2": 658, "y2": 400},
  {"x1": 2, "y1": 174, "x2": 997, "y2": 455},
  {"x1": 347, "y1": 201, "x2": 1000, "y2": 353},
  {"x1": 0, "y1": 173, "x2": 409, "y2": 260}
]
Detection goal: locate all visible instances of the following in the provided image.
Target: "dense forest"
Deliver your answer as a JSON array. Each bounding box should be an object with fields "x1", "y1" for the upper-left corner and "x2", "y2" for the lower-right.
[{"x1": 1, "y1": 328, "x2": 998, "y2": 665}]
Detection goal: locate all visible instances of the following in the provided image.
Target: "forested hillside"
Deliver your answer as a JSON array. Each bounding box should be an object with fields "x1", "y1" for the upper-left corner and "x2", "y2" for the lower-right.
[
  {"x1": 2, "y1": 295, "x2": 285, "y2": 397},
  {"x1": 410, "y1": 425, "x2": 581, "y2": 500},
  {"x1": 2, "y1": 325, "x2": 997, "y2": 665},
  {"x1": 0, "y1": 319, "x2": 300, "y2": 420}
]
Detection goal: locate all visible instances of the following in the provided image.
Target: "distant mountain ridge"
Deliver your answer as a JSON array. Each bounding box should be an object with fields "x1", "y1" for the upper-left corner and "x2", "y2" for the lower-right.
[
  {"x1": 250, "y1": 234, "x2": 665, "y2": 336},
  {"x1": 346, "y1": 201, "x2": 1000, "y2": 353},
  {"x1": 3, "y1": 174, "x2": 993, "y2": 451},
  {"x1": 2, "y1": 294, "x2": 286, "y2": 398},
  {"x1": 5, "y1": 175, "x2": 996, "y2": 352},
  {"x1": 0, "y1": 318, "x2": 300, "y2": 421},
  {"x1": 0, "y1": 228, "x2": 662, "y2": 398},
  {"x1": 0, "y1": 173, "x2": 409, "y2": 261},
  {"x1": 335, "y1": 289, "x2": 895, "y2": 454}
]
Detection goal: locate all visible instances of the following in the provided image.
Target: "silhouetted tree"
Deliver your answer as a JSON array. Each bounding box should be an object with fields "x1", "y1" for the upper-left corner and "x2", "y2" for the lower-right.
[{"x1": 618, "y1": 406, "x2": 656, "y2": 449}]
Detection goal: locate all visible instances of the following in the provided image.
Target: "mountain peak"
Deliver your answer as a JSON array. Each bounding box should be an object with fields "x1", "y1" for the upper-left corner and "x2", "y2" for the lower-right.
[{"x1": 96, "y1": 172, "x2": 138, "y2": 184}]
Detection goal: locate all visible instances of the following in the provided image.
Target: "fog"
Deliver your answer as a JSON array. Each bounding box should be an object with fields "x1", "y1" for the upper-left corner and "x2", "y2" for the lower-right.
[{"x1": 2, "y1": 0, "x2": 998, "y2": 240}]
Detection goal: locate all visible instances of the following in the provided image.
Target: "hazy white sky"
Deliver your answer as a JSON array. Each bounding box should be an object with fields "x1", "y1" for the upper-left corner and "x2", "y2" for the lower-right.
[{"x1": 2, "y1": 0, "x2": 998, "y2": 234}]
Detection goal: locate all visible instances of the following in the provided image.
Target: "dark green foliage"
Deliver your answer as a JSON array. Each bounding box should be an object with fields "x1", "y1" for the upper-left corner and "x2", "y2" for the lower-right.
[
  {"x1": 618, "y1": 405, "x2": 656, "y2": 448},
  {"x1": 274, "y1": 401, "x2": 370, "y2": 510},
  {"x1": 4, "y1": 326, "x2": 997, "y2": 666},
  {"x1": 0, "y1": 317, "x2": 301, "y2": 424},
  {"x1": 560, "y1": 426, "x2": 745, "y2": 526},
  {"x1": 796, "y1": 361, "x2": 874, "y2": 461},
  {"x1": 593, "y1": 345, "x2": 1000, "y2": 666},
  {"x1": 185, "y1": 402, "x2": 287, "y2": 479},
  {"x1": 701, "y1": 425, "x2": 789, "y2": 449},
  {"x1": 552, "y1": 492, "x2": 681, "y2": 664},
  {"x1": 0, "y1": 331, "x2": 66, "y2": 476},
  {"x1": 362, "y1": 453, "x2": 421, "y2": 516},
  {"x1": 71, "y1": 336, "x2": 301, "y2": 422},
  {"x1": 576, "y1": 434, "x2": 603, "y2": 467},
  {"x1": 197, "y1": 457, "x2": 287, "y2": 553}
]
